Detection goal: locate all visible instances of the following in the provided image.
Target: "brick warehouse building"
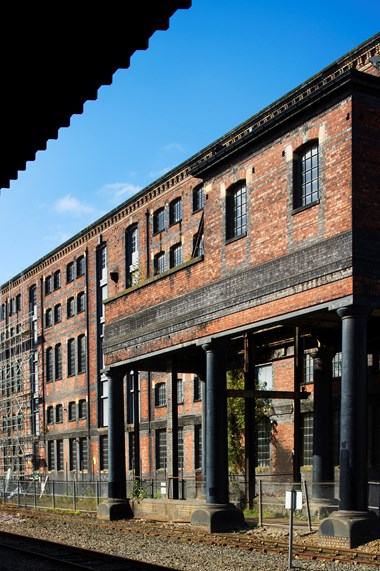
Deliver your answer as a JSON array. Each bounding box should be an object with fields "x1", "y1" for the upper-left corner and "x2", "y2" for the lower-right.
[{"x1": 1, "y1": 33, "x2": 380, "y2": 545}]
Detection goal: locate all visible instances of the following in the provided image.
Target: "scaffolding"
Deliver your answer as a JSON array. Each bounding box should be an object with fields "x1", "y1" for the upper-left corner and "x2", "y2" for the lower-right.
[{"x1": 0, "y1": 285, "x2": 40, "y2": 476}]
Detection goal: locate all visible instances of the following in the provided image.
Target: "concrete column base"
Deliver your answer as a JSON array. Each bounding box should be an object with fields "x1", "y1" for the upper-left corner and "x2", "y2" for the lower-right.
[
  {"x1": 310, "y1": 496, "x2": 339, "y2": 518},
  {"x1": 191, "y1": 503, "x2": 246, "y2": 532},
  {"x1": 97, "y1": 498, "x2": 133, "y2": 521},
  {"x1": 319, "y1": 510, "x2": 380, "y2": 548}
]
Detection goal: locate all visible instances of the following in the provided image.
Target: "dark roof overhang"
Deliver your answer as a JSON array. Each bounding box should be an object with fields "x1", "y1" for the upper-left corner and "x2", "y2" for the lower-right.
[{"x1": 0, "y1": 1, "x2": 191, "y2": 190}]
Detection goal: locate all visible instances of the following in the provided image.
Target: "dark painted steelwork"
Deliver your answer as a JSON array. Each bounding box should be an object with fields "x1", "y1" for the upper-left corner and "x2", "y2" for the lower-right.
[
  {"x1": 337, "y1": 306, "x2": 369, "y2": 511},
  {"x1": 203, "y1": 342, "x2": 229, "y2": 504},
  {"x1": 310, "y1": 346, "x2": 334, "y2": 500},
  {"x1": 133, "y1": 370, "x2": 141, "y2": 479},
  {"x1": 107, "y1": 371, "x2": 126, "y2": 499}
]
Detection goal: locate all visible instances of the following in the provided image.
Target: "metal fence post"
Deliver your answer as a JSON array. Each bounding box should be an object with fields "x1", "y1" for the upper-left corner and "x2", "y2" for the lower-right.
[
  {"x1": 52, "y1": 480, "x2": 55, "y2": 508},
  {"x1": 33, "y1": 478, "x2": 37, "y2": 509},
  {"x1": 73, "y1": 481, "x2": 77, "y2": 511},
  {"x1": 303, "y1": 479, "x2": 312, "y2": 532},
  {"x1": 258, "y1": 479, "x2": 263, "y2": 527}
]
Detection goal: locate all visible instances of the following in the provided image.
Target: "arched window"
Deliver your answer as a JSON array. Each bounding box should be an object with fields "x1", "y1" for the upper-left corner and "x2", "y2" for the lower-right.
[
  {"x1": 125, "y1": 224, "x2": 139, "y2": 287},
  {"x1": 154, "y1": 251, "x2": 165, "y2": 275},
  {"x1": 169, "y1": 197, "x2": 182, "y2": 225},
  {"x1": 77, "y1": 334, "x2": 86, "y2": 373},
  {"x1": 46, "y1": 347, "x2": 53, "y2": 382},
  {"x1": 293, "y1": 140, "x2": 320, "y2": 208},
  {"x1": 44, "y1": 275, "x2": 52, "y2": 295},
  {"x1": 68, "y1": 401, "x2": 76, "y2": 421},
  {"x1": 47, "y1": 406, "x2": 54, "y2": 424},
  {"x1": 170, "y1": 243, "x2": 182, "y2": 268},
  {"x1": 45, "y1": 308, "x2": 53, "y2": 328},
  {"x1": 53, "y1": 270, "x2": 61, "y2": 290},
  {"x1": 56, "y1": 404, "x2": 63, "y2": 423},
  {"x1": 76, "y1": 255, "x2": 85, "y2": 277},
  {"x1": 55, "y1": 343, "x2": 62, "y2": 380},
  {"x1": 77, "y1": 292, "x2": 85, "y2": 313},
  {"x1": 226, "y1": 181, "x2": 247, "y2": 240},
  {"x1": 67, "y1": 297, "x2": 75, "y2": 318},
  {"x1": 153, "y1": 207, "x2": 165, "y2": 234},
  {"x1": 54, "y1": 304, "x2": 62, "y2": 324},
  {"x1": 66, "y1": 261, "x2": 74, "y2": 283},
  {"x1": 67, "y1": 338, "x2": 76, "y2": 376},
  {"x1": 192, "y1": 184, "x2": 204, "y2": 212}
]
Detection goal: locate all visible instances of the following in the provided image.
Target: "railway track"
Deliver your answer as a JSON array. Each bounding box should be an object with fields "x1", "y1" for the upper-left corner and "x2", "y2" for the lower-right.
[
  {"x1": 1, "y1": 507, "x2": 380, "y2": 569},
  {"x1": 0, "y1": 530, "x2": 180, "y2": 570}
]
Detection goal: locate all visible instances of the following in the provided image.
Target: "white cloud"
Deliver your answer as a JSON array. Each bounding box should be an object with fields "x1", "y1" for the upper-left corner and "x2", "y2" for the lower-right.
[
  {"x1": 162, "y1": 143, "x2": 184, "y2": 153},
  {"x1": 43, "y1": 227, "x2": 72, "y2": 247},
  {"x1": 53, "y1": 194, "x2": 95, "y2": 216},
  {"x1": 99, "y1": 182, "x2": 142, "y2": 204},
  {"x1": 148, "y1": 167, "x2": 173, "y2": 180}
]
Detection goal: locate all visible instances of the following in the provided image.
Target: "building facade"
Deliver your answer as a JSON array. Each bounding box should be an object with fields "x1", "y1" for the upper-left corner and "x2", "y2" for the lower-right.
[{"x1": 1, "y1": 34, "x2": 380, "y2": 540}]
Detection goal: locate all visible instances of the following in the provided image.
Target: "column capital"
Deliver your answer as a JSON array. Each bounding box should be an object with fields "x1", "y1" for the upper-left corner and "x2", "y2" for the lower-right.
[
  {"x1": 202, "y1": 339, "x2": 227, "y2": 353},
  {"x1": 337, "y1": 305, "x2": 371, "y2": 320}
]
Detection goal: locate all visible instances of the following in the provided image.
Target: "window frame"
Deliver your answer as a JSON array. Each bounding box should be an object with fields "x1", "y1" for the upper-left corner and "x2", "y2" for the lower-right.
[
  {"x1": 53, "y1": 270, "x2": 61, "y2": 290},
  {"x1": 67, "y1": 338, "x2": 76, "y2": 376},
  {"x1": 77, "y1": 292, "x2": 85, "y2": 313},
  {"x1": 45, "y1": 308, "x2": 53, "y2": 328},
  {"x1": 153, "y1": 207, "x2": 165, "y2": 234},
  {"x1": 153, "y1": 251, "x2": 165, "y2": 275},
  {"x1": 155, "y1": 429, "x2": 167, "y2": 470},
  {"x1": 44, "y1": 275, "x2": 53, "y2": 295},
  {"x1": 55, "y1": 404, "x2": 63, "y2": 424},
  {"x1": 66, "y1": 262, "x2": 74, "y2": 283},
  {"x1": 46, "y1": 406, "x2": 54, "y2": 424},
  {"x1": 77, "y1": 334, "x2": 86, "y2": 374},
  {"x1": 169, "y1": 197, "x2": 182, "y2": 225},
  {"x1": 226, "y1": 181, "x2": 247, "y2": 241},
  {"x1": 256, "y1": 416, "x2": 271, "y2": 467},
  {"x1": 192, "y1": 185, "x2": 204, "y2": 213},
  {"x1": 54, "y1": 343, "x2": 62, "y2": 380},
  {"x1": 155, "y1": 382, "x2": 167, "y2": 407},
  {"x1": 67, "y1": 297, "x2": 75, "y2": 318},
  {"x1": 169, "y1": 243, "x2": 182, "y2": 269},
  {"x1": 76, "y1": 255, "x2": 85, "y2": 278},
  {"x1": 78, "y1": 399, "x2": 87, "y2": 419},
  {"x1": 68, "y1": 401, "x2": 77, "y2": 421},
  {"x1": 193, "y1": 376, "x2": 202, "y2": 402},
  {"x1": 46, "y1": 347, "x2": 53, "y2": 382},
  {"x1": 54, "y1": 303, "x2": 62, "y2": 324},
  {"x1": 293, "y1": 140, "x2": 320, "y2": 210}
]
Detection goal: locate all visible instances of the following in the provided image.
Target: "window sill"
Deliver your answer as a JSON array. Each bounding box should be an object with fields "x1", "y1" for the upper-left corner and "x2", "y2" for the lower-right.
[
  {"x1": 292, "y1": 199, "x2": 320, "y2": 215},
  {"x1": 225, "y1": 232, "x2": 247, "y2": 245},
  {"x1": 106, "y1": 255, "x2": 204, "y2": 303}
]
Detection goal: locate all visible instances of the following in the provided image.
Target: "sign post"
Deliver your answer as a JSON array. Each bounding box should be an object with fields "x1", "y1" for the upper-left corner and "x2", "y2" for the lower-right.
[{"x1": 285, "y1": 488, "x2": 302, "y2": 569}]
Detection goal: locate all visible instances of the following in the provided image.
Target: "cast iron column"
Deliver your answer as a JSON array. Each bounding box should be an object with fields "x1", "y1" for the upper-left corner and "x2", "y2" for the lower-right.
[
  {"x1": 310, "y1": 346, "x2": 334, "y2": 500},
  {"x1": 203, "y1": 342, "x2": 229, "y2": 504},
  {"x1": 133, "y1": 370, "x2": 141, "y2": 480},
  {"x1": 107, "y1": 369, "x2": 126, "y2": 499},
  {"x1": 337, "y1": 306, "x2": 369, "y2": 512}
]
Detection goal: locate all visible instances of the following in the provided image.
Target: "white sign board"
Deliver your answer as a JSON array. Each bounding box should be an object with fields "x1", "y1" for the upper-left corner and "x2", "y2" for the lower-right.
[{"x1": 285, "y1": 490, "x2": 302, "y2": 510}]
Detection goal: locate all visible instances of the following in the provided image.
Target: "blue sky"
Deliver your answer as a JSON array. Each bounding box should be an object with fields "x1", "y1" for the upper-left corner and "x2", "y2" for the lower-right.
[{"x1": 0, "y1": 1, "x2": 379, "y2": 285}]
